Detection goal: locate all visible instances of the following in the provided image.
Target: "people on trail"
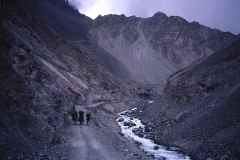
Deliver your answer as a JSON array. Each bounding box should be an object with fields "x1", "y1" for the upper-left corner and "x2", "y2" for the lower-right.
[
  {"x1": 71, "y1": 110, "x2": 78, "y2": 124},
  {"x1": 78, "y1": 110, "x2": 84, "y2": 125},
  {"x1": 86, "y1": 112, "x2": 91, "y2": 126}
]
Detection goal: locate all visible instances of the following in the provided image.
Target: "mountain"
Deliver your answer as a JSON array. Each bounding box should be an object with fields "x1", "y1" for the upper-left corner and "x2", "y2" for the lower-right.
[
  {"x1": 2, "y1": 0, "x2": 154, "y2": 159},
  {"x1": 135, "y1": 37, "x2": 240, "y2": 159},
  {"x1": 2, "y1": 0, "x2": 239, "y2": 159},
  {"x1": 90, "y1": 13, "x2": 236, "y2": 89}
]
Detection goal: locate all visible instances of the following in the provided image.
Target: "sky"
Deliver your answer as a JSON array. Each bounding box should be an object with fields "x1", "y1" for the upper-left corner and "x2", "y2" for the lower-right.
[{"x1": 67, "y1": 0, "x2": 240, "y2": 35}]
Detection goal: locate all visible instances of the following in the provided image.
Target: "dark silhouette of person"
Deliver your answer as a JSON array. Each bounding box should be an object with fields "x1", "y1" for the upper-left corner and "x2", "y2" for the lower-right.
[
  {"x1": 86, "y1": 113, "x2": 91, "y2": 126},
  {"x1": 71, "y1": 110, "x2": 78, "y2": 124},
  {"x1": 78, "y1": 110, "x2": 84, "y2": 125}
]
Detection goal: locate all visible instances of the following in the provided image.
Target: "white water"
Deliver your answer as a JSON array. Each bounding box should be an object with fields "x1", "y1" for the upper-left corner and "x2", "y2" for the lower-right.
[{"x1": 116, "y1": 108, "x2": 190, "y2": 160}]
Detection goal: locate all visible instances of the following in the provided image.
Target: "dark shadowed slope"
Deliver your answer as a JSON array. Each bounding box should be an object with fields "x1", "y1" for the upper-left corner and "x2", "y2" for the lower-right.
[
  {"x1": 2, "y1": 0, "x2": 154, "y2": 159},
  {"x1": 19, "y1": 0, "x2": 92, "y2": 40}
]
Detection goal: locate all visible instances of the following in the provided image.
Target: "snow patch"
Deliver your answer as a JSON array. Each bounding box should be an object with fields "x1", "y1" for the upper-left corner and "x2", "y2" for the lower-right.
[{"x1": 116, "y1": 108, "x2": 190, "y2": 160}]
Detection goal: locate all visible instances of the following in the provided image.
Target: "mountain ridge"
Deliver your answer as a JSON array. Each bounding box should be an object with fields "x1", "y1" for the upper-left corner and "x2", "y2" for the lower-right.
[{"x1": 90, "y1": 12, "x2": 236, "y2": 88}]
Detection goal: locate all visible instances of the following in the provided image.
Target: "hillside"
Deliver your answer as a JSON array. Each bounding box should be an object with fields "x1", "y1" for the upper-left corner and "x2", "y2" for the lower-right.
[
  {"x1": 133, "y1": 37, "x2": 240, "y2": 159},
  {"x1": 1, "y1": 0, "x2": 154, "y2": 159}
]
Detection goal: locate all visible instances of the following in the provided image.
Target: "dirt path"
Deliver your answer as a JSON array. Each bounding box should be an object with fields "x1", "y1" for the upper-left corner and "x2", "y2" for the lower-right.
[
  {"x1": 70, "y1": 124, "x2": 122, "y2": 160},
  {"x1": 60, "y1": 105, "x2": 152, "y2": 160},
  {"x1": 66, "y1": 105, "x2": 126, "y2": 160}
]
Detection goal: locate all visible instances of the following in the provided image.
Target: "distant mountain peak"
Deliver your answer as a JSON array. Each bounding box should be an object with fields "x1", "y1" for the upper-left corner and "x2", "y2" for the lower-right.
[{"x1": 152, "y1": 11, "x2": 167, "y2": 18}]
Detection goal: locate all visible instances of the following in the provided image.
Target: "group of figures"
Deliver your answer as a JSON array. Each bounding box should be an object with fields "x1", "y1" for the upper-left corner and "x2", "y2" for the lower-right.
[{"x1": 72, "y1": 110, "x2": 91, "y2": 125}]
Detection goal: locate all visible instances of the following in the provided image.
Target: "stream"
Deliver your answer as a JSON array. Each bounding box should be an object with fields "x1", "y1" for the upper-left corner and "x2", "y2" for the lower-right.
[{"x1": 116, "y1": 107, "x2": 191, "y2": 160}]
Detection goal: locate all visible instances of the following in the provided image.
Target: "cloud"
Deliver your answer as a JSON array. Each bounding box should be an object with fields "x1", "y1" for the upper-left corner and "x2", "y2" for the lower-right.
[{"x1": 67, "y1": 0, "x2": 82, "y2": 10}]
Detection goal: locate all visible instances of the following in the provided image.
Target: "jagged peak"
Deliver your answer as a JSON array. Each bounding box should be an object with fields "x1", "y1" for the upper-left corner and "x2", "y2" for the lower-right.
[
  {"x1": 152, "y1": 12, "x2": 167, "y2": 18},
  {"x1": 169, "y1": 15, "x2": 188, "y2": 24},
  {"x1": 95, "y1": 14, "x2": 123, "y2": 20}
]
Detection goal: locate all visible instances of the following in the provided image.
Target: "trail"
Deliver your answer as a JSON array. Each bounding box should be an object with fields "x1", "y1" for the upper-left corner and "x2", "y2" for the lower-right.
[
  {"x1": 67, "y1": 105, "x2": 125, "y2": 160},
  {"x1": 53, "y1": 104, "x2": 153, "y2": 160},
  {"x1": 70, "y1": 124, "x2": 117, "y2": 160}
]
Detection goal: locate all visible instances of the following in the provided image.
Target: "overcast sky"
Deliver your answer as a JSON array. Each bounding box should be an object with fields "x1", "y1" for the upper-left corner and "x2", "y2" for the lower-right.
[{"x1": 68, "y1": 0, "x2": 240, "y2": 35}]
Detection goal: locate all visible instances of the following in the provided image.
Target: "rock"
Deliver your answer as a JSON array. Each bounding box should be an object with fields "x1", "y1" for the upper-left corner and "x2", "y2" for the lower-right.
[
  {"x1": 139, "y1": 132, "x2": 144, "y2": 138},
  {"x1": 134, "y1": 131, "x2": 140, "y2": 135},
  {"x1": 147, "y1": 122, "x2": 156, "y2": 128},
  {"x1": 132, "y1": 128, "x2": 139, "y2": 133},
  {"x1": 154, "y1": 120, "x2": 162, "y2": 126},
  {"x1": 120, "y1": 113, "x2": 127, "y2": 116},
  {"x1": 153, "y1": 139, "x2": 161, "y2": 145},
  {"x1": 135, "y1": 141, "x2": 142, "y2": 145},
  {"x1": 174, "y1": 110, "x2": 189, "y2": 122},
  {"x1": 141, "y1": 120, "x2": 147, "y2": 125},
  {"x1": 145, "y1": 135, "x2": 154, "y2": 140},
  {"x1": 153, "y1": 146, "x2": 159, "y2": 150},
  {"x1": 117, "y1": 117, "x2": 124, "y2": 122},
  {"x1": 129, "y1": 122, "x2": 136, "y2": 127},
  {"x1": 144, "y1": 127, "x2": 150, "y2": 132},
  {"x1": 123, "y1": 121, "x2": 132, "y2": 126}
]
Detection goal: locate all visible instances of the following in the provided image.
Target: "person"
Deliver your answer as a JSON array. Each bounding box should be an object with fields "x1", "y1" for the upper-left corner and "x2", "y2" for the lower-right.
[
  {"x1": 86, "y1": 112, "x2": 91, "y2": 126},
  {"x1": 78, "y1": 110, "x2": 84, "y2": 125},
  {"x1": 71, "y1": 110, "x2": 78, "y2": 124}
]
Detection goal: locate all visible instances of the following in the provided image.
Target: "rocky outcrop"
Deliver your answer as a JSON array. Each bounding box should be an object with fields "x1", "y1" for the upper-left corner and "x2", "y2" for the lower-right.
[{"x1": 90, "y1": 12, "x2": 236, "y2": 89}]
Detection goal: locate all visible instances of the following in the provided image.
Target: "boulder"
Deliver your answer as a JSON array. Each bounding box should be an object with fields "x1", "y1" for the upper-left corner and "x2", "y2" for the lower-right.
[
  {"x1": 132, "y1": 128, "x2": 139, "y2": 133},
  {"x1": 129, "y1": 122, "x2": 136, "y2": 127},
  {"x1": 139, "y1": 132, "x2": 144, "y2": 138},
  {"x1": 141, "y1": 120, "x2": 147, "y2": 125},
  {"x1": 123, "y1": 121, "x2": 132, "y2": 126},
  {"x1": 147, "y1": 122, "x2": 157, "y2": 128},
  {"x1": 117, "y1": 117, "x2": 124, "y2": 122},
  {"x1": 153, "y1": 146, "x2": 159, "y2": 150}
]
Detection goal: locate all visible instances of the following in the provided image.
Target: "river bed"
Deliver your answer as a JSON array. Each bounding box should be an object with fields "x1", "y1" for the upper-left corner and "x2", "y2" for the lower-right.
[{"x1": 116, "y1": 108, "x2": 190, "y2": 160}]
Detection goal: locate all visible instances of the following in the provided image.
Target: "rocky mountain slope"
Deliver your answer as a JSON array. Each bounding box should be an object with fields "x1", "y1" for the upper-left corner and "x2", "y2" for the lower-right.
[
  {"x1": 1, "y1": 0, "x2": 155, "y2": 159},
  {"x1": 20, "y1": 0, "x2": 92, "y2": 39},
  {"x1": 2, "y1": 0, "x2": 239, "y2": 159},
  {"x1": 133, "y1": 37, "x2": 240, "y2": 159},
  {"x1": 90, "y1": 13, "x2": 236, "y2": 89}
]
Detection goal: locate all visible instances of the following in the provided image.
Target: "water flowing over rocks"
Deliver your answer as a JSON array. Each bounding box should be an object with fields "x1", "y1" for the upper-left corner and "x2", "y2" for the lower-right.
[{"x1": 116, "y1": 108, "x2": 190, "y2": 160}]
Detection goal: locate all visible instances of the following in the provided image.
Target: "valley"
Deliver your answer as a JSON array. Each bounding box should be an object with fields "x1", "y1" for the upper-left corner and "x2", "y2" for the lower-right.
[{"x1": 1, "y1": 0, "x2": 240, "y2": 159}]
